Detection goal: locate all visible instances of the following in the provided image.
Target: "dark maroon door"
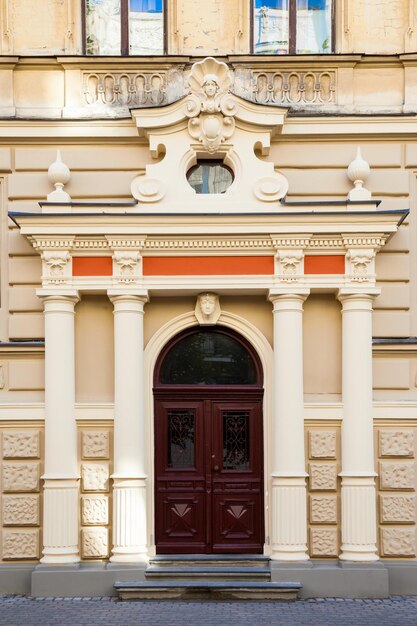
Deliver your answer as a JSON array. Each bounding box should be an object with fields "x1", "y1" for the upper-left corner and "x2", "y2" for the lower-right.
[{"x1": 154, "y1": 395, "x2": 264, "y2": 553}]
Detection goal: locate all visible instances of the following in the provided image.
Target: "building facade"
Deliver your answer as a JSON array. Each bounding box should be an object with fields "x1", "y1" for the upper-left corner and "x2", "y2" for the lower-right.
[{"x1": 0, "y1": 0, "x2": 417, "y2": 598}]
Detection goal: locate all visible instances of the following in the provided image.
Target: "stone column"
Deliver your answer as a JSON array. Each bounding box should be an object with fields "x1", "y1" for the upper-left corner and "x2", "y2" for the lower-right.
[
  {"x1": 108, "y1": 291, "x2": 149, "y2": 562},
  {"x1": 269, "y1": 289, "x2": 310, "y2": 561},
  {"x1": 338, "y1": 290, "x2": 379, "y2": 561},
  {"x1": 40, "y1": 292, "x2": 80, "y2": 564}
]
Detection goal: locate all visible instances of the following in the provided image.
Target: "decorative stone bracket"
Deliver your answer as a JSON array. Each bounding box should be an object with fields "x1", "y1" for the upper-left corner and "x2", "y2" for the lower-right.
[
  {"x1": 343, "y1": 235, "x2": 385, "y2": 285},
  {"x1": 275, "y1": 250, "x2": 304, "y2": 283},
  {"x1": 41, "y1": 251, "x2": 72, "y2": 286},
  {"x1": 112, "y1": 251, "x2": 142, "y2": 284}
]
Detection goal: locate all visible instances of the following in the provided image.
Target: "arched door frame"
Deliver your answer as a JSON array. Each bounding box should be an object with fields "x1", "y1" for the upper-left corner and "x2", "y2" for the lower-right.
[{"x1": 144, "y1": 309, "x2": 273, "y2": 556}]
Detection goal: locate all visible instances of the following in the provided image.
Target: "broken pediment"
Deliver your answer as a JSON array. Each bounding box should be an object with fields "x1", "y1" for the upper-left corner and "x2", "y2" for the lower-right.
[{"x1": 130, "y1": 57, "x2": 289, "y2": 213}]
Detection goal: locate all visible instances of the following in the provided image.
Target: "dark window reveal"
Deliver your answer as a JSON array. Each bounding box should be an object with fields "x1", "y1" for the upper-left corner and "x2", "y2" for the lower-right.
[{"x1": 160, "y1": 331, "x2": 257, "y2": 385}]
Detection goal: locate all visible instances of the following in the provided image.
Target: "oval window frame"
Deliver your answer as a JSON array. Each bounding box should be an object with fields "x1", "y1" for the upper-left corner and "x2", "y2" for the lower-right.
[{"x1": 186, "y1": 160, "x2": 234, "y2": 195}]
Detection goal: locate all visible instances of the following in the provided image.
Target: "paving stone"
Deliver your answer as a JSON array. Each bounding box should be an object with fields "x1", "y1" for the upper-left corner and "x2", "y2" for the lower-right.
[{"x1": 0, "y1": 595, "x2": 417, "y2": 625}]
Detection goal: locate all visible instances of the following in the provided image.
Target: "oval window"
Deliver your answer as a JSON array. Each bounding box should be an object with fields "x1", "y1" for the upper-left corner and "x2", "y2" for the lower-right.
[{"x1": 187, "y1": 161, "x2": 233, "y2": 194}]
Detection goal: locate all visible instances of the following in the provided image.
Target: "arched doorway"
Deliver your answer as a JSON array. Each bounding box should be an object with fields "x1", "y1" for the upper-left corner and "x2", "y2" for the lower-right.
[{"x1": 154, "y1": 326, "x2": 264, "y2": 554}]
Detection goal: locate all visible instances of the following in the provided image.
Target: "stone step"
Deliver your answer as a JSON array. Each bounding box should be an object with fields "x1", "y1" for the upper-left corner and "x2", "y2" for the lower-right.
[
  {"x1": 114, "y1": 580, "x2": 302, "y2": 601},
  {"x1": 145, "y1": 565, "x2": 270, "y2": 581},
  {"x1": 149, "y1": 554, "x2": 269, "y2": 568}
]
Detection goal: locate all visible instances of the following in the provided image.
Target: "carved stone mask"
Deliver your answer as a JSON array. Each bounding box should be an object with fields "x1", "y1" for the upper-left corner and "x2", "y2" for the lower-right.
[{"x1": 200, "y1": 293, "x2": 216, "y2": 316}]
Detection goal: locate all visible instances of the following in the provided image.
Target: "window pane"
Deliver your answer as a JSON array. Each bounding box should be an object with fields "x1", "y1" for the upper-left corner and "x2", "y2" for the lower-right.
[
  {"x1": 168, "y1": 410, "x2": 195, "y2": 468},
  {"x1": 187, "y1": 162, "x2": 233, "y2": 194},
  {"x1": 129, "y1": 0, "x2": 164, "y2": 55},
  {"x1": 254, "y1": 0, "x2": 289, "y2": 55},
  {"x1": 160, "y1": 332, "x2": 257, "y2": 385},
  {"x1": 86, "y1": 0, "x2": 121, "y2": 55},
  {"x1": 296, "y1": 0, "x2": 332, "y2": 53},
  {"x1": 223, "y1": 412, "x2": 250, "y2": 470}
]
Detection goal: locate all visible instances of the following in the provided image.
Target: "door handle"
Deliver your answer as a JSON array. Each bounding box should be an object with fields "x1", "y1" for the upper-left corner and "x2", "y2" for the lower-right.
[{"x1": 213, "y1": 464, "x2": 219, "y2": 472}]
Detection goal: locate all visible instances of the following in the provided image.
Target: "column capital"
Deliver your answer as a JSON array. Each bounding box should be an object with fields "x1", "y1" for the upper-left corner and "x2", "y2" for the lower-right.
[
  {"x1": 108, "y1": 289, "x2": 149, "y2": 308},
  {"x1": 37, "y1": 289, "x2": 79, "y2": 302},
  {"x1": 268, "y1": 289, "x2": 310, "y2": 310},
  {"x1": 337, "y1": 288, "x2": 381, "y2": 310},
  {"x1": 37, "y1": 290, "x2": 80, "y2": 313}
]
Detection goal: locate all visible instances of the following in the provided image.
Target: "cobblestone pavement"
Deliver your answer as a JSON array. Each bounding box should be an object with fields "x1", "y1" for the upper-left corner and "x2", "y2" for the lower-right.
[{"x1": 1, "y1": 595, "x2": 417, "y2": 626}]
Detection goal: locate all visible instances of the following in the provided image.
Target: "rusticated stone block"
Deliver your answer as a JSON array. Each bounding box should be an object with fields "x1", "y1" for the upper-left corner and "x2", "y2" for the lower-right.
[
  {"x1": 381, "y1": 527, "x2": 416, "y2": 557},
  {"x1": 82, "y1": 527, "x2": 108, "y2": 558},
  {"x1": 2, "y1": 494, "x2": 39, "y2": 526},
  {"x1": 310, "y1": 495, "x2": 337, "y2": 524},
  {"x1": 2, "y1": 529, "x2": 39, "y2": 560},
  {"x1": 380, "y1": 494, "x2": 416, "y2": 524},
  {"x1": 2, "y1": 462, "x2": 40, "y2": 492},
  {"x1": 310, "y1": 528, "x2": 338, "y2": 557},
  {"x1": 309, "y1": 430, "x2": 337, "y2": 459},
  {"x1": 380, "y1": 430, "x2": 415, "y2": 458},
  {"x1": 379, "y1": 461, "x2": 415, "y2": 490},
  {"x1": 2, "y1": 431, "x2": 40, "y2": 458},
  {"x1": 82, "y1": 495, "x2": 109, "y2": 525},
  {"x1": 81, "y1": 431, "x2": 110, "y2": 460},
  {"x1": 81, "y1": 463, "x2": 109, "y2": 492},
  {"x1": 309, "y1": 463, "x2": 338, "y2": 491}
]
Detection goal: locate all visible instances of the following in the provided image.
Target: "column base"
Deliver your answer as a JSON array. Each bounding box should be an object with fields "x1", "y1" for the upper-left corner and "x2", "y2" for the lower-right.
[
  {"x1": 111, "y1": 477, "x2": 148, "y2": 562},
  {"x1": 270, "y1": 476, "x2": 309, "y2": 562},
  {"x1": 41, "y1": 479, "x2": 80, "y2": 564},
  {"x1": 340, "y1": 476, "x2": 379, "y2": 562}
]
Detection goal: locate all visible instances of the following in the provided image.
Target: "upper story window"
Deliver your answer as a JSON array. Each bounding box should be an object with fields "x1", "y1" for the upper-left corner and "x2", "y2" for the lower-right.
[
  {"x1": 84, "y1": 0, "x2": 165, "y2": 55},
  {"x1": 253, "y1": 0, "x2": 333, "y2": 54}
]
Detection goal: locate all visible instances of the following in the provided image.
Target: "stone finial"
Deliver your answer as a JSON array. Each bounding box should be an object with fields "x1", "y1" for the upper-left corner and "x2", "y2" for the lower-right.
[
  {"x1": 347, "y1": 147, "x2": 371, "y2": 201},
  {"x1": 47, "y1": 150, "x2": 71, "y2": 202}
]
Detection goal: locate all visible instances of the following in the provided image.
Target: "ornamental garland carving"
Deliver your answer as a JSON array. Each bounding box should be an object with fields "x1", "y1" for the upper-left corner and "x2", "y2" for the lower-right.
[
  {"x1": 251, "y1": 70, "x2": 336, "y2": 106},
  {"x1": 2, "y1": 431, "x2": 40, "y2": 459}
]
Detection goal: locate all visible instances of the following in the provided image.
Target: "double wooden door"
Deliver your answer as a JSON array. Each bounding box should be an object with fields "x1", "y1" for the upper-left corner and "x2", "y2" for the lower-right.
[{"x1": 154, "y1": 393, "x2": 264, "y2": 553}]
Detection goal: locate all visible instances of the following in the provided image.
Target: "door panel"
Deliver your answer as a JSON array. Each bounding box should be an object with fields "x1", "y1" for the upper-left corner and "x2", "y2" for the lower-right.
[
  {"x1": 211, "y1": 402, "x2": 263, "y2": 553},
  {"x1": 155, "y1": 397, "x2": 263, "y2": 553},
  {"x1": 155, "y1": 400, "x2": 208, "y2": 553}
]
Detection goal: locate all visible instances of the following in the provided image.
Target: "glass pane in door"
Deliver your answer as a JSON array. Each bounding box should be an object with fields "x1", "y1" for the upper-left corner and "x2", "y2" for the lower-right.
[
  {"x1": 167, "y1": 410, "x2": 195, "y2": 468},
  {"x1": 223, "y1": 412, "x2": 250, "y2": 470}
]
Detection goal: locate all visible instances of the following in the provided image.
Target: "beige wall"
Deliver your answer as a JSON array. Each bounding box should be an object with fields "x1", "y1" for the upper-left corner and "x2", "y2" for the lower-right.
[
  {"x1": 303, "y1": 295, "x2": 342, "y2": 401},
  {"x1": 75, "y1": 296, "x2": 114, "y2": 404},
  {"x1": 2, "y1": 0, "x2": 417, "y2": 56}
]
